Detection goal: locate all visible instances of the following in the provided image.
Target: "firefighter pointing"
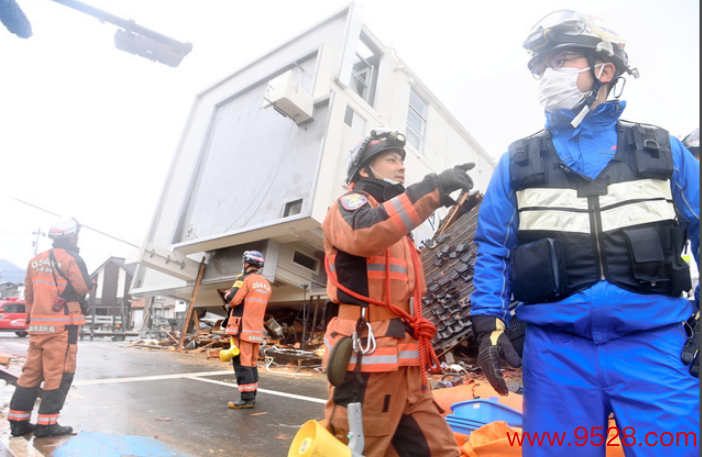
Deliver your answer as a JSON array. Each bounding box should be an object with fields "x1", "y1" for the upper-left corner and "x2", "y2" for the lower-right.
[
  {"x1": 222, "y1": 250, "x2": 272, "y2": 409},
  {"x1": 8, "y1": 217, "x2": 96, "y2": 438},
  {"x1": 470, "y1": 10, "x2": 700, "y2": 456},
  {"x1": 321, "y1": 128, "x2": 474, "y2": 456}
]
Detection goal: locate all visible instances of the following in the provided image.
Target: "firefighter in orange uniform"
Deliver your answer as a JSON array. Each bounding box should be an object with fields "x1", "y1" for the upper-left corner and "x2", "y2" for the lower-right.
[
  {"x1": 8, "y1": 217, "x2": 95, "y2": 438},
  {"x1": 223, "y1": 250, "x2": 272, "y2": 409},
  {"x1": 322, "y1": 129, "x2": 474, "y2": 457}
]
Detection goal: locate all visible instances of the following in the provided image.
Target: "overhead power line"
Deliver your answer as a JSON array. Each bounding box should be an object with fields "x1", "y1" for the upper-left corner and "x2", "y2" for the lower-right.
[{"x1": 10, "y1": 196, "x2": 141, "y2": 249}]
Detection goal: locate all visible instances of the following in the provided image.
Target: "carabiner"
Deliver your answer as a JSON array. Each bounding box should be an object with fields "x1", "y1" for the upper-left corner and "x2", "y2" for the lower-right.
[{"x1": 352, "y1": 308, "x2": 377, "y2": 355}]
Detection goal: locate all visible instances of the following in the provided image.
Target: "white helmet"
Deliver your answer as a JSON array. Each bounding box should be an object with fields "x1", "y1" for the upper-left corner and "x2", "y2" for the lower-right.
[
  {"x1": 48, "y1": 217, "x2": 81, "y2": 239},
  {"x1": 524, "y1": 10, "x2": 639, "y2": 80}
]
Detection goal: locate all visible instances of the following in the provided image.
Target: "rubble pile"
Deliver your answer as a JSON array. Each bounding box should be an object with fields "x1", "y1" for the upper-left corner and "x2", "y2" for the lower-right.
[{"x1": 130, "y1": 310, "x2": 326, "y2": 370}]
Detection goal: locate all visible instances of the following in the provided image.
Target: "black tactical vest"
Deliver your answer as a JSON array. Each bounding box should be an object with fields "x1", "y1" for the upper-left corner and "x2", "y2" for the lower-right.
[{"x1": 508, "y1": 121, "x2": 691, "y2": 303}]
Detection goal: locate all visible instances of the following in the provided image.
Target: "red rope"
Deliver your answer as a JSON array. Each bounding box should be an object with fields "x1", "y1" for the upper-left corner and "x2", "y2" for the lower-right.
[{"x1": 325, "y1": 235, "x2": 441, "y2": 392}]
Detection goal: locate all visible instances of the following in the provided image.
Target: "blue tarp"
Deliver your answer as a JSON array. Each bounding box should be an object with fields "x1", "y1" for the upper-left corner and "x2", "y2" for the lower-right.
[{"x1": 53, "y1": 431, "x2": 197, "y2": 457}]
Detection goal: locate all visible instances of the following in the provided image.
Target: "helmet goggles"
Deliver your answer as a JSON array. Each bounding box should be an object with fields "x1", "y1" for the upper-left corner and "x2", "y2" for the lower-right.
[
  {"x1": 525, "y1": 10, "x2": 588, "y2": 52},
  {"x1": 366, "y1": 129, "x2": 406, "y2": 149},
  {"x1": 524, "y1": 9, "x2": 639, "y2": 78}
]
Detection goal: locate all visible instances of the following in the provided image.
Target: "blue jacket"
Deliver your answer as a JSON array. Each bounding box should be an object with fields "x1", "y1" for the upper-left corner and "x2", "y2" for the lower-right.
[{"x1": 471, "y1": 101, "x2": 700, "y2": 343}]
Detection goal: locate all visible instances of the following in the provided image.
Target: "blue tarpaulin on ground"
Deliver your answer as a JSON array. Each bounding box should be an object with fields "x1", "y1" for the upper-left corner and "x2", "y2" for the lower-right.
[{"x1": 53, "y1": 431, "x2": 197, "y2": 457}]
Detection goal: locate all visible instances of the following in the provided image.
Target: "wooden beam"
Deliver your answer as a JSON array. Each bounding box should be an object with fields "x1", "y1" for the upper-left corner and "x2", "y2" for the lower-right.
[{"x1": 177, "y1": 257, "x2": 206, "y2": 351}]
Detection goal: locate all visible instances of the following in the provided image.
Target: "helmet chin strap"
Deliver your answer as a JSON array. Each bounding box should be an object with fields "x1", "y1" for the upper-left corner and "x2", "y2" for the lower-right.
[{"x1": 570, "y1": 58, "x2": 606, "y2": 128}]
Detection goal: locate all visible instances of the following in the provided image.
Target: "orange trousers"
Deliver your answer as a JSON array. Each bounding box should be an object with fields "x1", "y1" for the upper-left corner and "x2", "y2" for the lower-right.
[
  {"x1": 230, "y1": 337, "x2": 260, "y2": 401},
  {"x1": 325, "y1": 366, "x2": 460, "y2": 457},
  {"x1": 8, "y1": 327, "x2": 78, "y2": 426}
]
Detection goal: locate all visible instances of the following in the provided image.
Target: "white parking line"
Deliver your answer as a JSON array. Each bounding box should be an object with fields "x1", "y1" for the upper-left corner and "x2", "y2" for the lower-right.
[
  {"x1": 72, "y1": 370, "x2": 327, "y2": 404},
  {"x1": 72, "y1": 370, "x2": 232, "y2": 385},
  {"x1": 187, "y1": 376, "x2": 326, "y2": 404}
]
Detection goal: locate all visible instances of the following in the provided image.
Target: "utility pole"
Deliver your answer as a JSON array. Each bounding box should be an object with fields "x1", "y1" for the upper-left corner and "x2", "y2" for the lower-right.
[{"x1": 31, "y1": 229, "x2": 46, "y2": 255}]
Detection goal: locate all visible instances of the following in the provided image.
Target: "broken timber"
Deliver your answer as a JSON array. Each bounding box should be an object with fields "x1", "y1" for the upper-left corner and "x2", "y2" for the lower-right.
[{"x1": 177, "y1": 257, "x2": 206, "y2": 351}]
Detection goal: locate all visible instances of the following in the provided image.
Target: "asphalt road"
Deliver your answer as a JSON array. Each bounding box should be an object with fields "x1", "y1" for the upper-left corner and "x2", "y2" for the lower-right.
[{"x1": 0, "y1": 334, "x2": 330, "y2": 457}]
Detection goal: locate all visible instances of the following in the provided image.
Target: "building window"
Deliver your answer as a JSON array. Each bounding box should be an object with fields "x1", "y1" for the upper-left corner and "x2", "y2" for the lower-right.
[
  {"x1": 292, "y1": 250, "x2": 319, "y2": 273},
  {"x1": 348, "y1": 34, "x2": 381, "y2": 106},
  {"x1": 284, "y1": 199, "x2": 303, "y2": 217},
  {"x1": 344, "y1": 106, "x2": 365, "y2": 135},
  {"x1": 406, "y1": 88, "x2": 428, "y2": 152}
]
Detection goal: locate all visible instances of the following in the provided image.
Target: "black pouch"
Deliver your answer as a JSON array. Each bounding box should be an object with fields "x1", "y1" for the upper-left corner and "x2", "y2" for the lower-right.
[
  {"x1": 623, "y1": 227, "x2": 666, "y2": 286},
  {"x1": 630, "y1": 124, "x2": 674, "y2": 179},
  {"x1": 511, "y1": 238, "x2": 567, "y2": 303}
]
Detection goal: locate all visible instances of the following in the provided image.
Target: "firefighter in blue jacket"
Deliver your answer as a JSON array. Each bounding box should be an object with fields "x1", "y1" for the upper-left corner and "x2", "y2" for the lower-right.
[{"x1": 470, "y1": 10, "x2": 699, "y2": 457}]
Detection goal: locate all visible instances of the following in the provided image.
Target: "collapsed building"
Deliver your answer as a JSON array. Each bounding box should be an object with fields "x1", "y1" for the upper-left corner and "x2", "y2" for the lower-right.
[{"x1": 128, "y1": 3, "x2": 498, "y2": 359}]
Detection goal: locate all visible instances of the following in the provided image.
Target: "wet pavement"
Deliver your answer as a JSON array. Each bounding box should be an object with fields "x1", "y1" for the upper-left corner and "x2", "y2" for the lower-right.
[{"x1": 0, "y1": 335, "x2": 329, "y2": 457}]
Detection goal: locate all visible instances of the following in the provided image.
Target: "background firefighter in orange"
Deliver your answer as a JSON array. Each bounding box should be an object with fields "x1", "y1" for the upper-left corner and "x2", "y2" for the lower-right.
[
  {"x1": 222, "y1": 250, "x2": 272, "y2": 409},
  {"x1": 8, "y1": 217, "x2": 95, "y2": 438},
  {"x1": 322, "y1": 128, "x2": 474, "y2": 457}
]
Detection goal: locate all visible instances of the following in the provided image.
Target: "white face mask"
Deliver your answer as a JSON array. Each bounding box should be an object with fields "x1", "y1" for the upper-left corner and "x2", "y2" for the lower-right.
[
  {"x1": 537, "y1": 64, "x2": 604, "y2": 113},
  {"x1": 369, "y1": 165, "x2": 399, "y2": 185}
]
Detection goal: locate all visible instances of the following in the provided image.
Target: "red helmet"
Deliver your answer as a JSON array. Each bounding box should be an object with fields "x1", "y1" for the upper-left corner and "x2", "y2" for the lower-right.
[{"x1": 48, "y1": 217, "x2": 81, "y2": 240}]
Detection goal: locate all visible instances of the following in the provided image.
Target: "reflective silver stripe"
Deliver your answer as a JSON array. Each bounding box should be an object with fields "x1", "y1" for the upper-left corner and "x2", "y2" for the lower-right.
[
  {"x1": 601, "y1": 200, "x2": 676, "y2": 232},
  {"x1": 388, "y1": 197, "x2": 414, "y2": 231},
  {"x1": 32, "y1": 317, "x2": 71, "y2": 323},
  {"x1": 518, "y1": 178, "x2": 674, "y2": 234},
  {"x1": 349, "y1": 354, "x2": 398, "y2": 365},
  {"x1": 367, "y1": 263, "x2": 408, "y2": 274},
  {"x1": 398, "y1": 350, "x2": 419, "y2": 359},
  {"x1": 599, "y1": 179, "x2": 672, "y2": 209},
  {"x1": 324, "y1": 335, "x2": 331, "y2": 351},
  {"x1": 328, "y1": 263, "x2": 336, "y2": 272},
  {"x1": 516, "y1": 188, "x2": 587, "y2": 210},
  {"x1": 519, "y1": 210, "x2": 591, "y2": 233}
]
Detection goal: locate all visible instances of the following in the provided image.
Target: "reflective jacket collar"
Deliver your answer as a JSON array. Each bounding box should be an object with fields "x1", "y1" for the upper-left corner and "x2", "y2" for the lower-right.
[
  {"x1": 546, "y1": 100, "x2": 627, "y2": 138},
  {"x1": 354, "y1": 178, "x2": 405, "y2": 203}
]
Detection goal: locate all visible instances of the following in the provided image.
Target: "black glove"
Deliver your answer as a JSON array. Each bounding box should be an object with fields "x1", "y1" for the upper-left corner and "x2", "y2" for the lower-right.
[
  {"x1": 681, "y1": 312, "x2": 699, "y2": 378},
  {"x1": 78, "y1": 297, "x2": 90, "y2": 314},
  {"x1": 221, "y1": 304, "x2": 231, "y2": 329},
  {"x1": 471, "y1": 315, "x2": 522, "y2": 396},
  {"x1": 436, "y1": 163, "x2": 475, "y2": 207}
]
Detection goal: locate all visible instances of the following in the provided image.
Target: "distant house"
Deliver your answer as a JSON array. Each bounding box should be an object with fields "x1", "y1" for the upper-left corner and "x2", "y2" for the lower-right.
[
  {"x1": 87, "y1": 257, "x2": 136, "y2": 331},
  {"x1": 0, "y1": 282, "x2": 23, "y2": 299}
]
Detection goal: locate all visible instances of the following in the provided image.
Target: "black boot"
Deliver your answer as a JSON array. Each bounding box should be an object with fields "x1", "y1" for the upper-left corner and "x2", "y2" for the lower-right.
[
  {"x1": 10, "y1": 420, "x2": 35, "y2": 437},
  {"x1": 228, "y1": 399, "x2": 255, "y2": 409},
  {"x1": 34, "y1": 423, "x2": 73, "y2": 438}
]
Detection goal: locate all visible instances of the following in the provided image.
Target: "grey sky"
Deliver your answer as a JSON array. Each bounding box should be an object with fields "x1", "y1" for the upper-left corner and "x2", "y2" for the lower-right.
[{"x1": 1, "y1": 0, "x2": 698, "y2": 273}]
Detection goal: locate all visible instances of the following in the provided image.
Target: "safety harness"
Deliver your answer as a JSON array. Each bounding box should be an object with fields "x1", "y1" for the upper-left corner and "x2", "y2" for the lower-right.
[{"x1": 325, "y1": 236, "x2": 441, "y2": 392}]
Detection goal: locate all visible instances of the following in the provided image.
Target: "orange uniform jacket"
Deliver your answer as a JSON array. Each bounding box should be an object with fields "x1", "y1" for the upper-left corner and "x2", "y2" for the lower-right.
[
  {"x1": 225, "y1": 273, "x2": 272, "y2": 343},
  {"x1": 323, "y1": 175, "x2": 442, "y2": 372},
  {"x1": 24, "y1": 247, "x2": 95, "y2": 333}
]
